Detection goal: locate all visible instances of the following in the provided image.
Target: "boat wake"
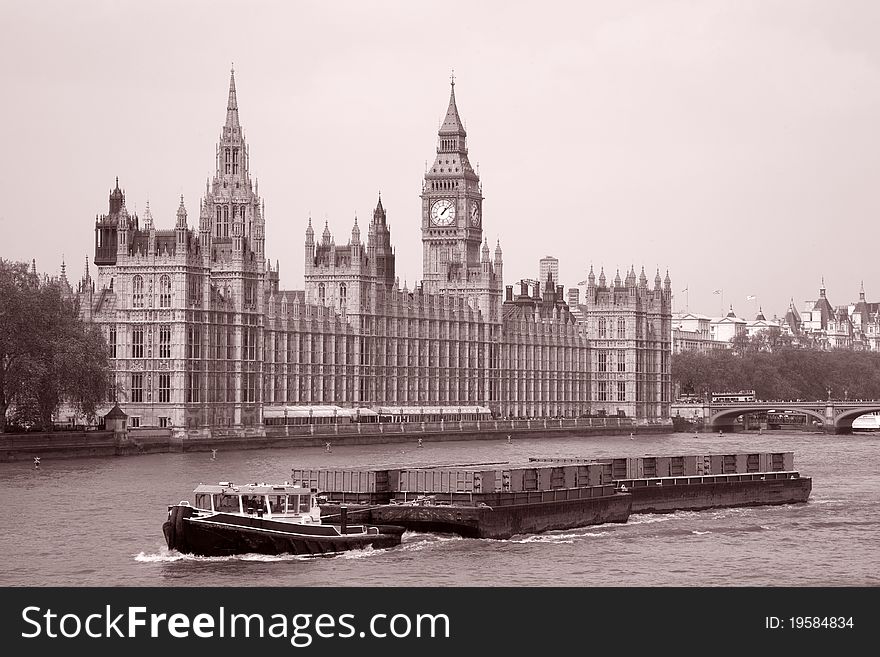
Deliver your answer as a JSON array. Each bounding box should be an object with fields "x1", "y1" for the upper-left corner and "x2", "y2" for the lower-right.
[
  {"x1": 506, "y1": 530, "x2": 610, "y2": 544},
  {"x1": 625, "y1": 511, "x2": 701, "y2": 526},
  {"x1": 396, "y1": 532, "x2": 463, "y2": 552},
  {"x1": 134, "y1": 545, "x2": 380, "y2": 563}
]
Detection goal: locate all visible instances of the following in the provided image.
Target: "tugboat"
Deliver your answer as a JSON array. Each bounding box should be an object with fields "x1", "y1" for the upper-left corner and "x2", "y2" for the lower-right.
[{"x1": 163, "y1": 482, "x2": 404, "y2": 557}]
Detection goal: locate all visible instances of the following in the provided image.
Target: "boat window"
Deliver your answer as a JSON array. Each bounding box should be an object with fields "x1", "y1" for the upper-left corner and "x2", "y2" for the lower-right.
[
  {"x1": 299, "y1": 496, "x2": 311, "y2": 513},
  {"x1": 269, "y1": 495, "x2": 286, "y2": 513},
  {"x1": 214, "y1": 494, "x2": 241, "y2": 512},
  {"x1": 194, "y1": 493, "x2": 212, "y2": 509}
]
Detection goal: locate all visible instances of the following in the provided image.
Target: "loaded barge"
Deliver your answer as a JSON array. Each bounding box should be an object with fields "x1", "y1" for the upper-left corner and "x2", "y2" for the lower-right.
[
  {"x1": 531, "y1": 452, "x2": 812, "y2": 514},
  {"x1": 298, "y1": 451, "x2": 810, "y2": 539}
]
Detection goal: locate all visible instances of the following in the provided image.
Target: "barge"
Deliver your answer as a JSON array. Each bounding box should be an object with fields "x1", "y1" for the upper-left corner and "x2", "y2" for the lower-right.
[
  {"x1": 163, "y1": 482, "x2": 404, "y2": 557},
  {"x1": 297, "y1": 450, "x2": 811, "y2": 539},
  {"x1": 531, "y1": 451, "x2": 812, "y2": 513}
]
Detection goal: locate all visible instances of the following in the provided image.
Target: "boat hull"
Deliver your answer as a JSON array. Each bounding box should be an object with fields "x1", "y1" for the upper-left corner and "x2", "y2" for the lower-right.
[
  {"x1": 163, "y1": 505, "x2": 404, "y2": 557},
  {"x1": 324, "y1": 491, "x2": 632, "y2": 540},
  {"x1": 625, "y1": 475, "x2": 812, "y2": 514}
]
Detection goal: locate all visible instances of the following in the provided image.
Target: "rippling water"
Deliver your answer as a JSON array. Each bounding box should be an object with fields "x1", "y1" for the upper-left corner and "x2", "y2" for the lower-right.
[{"x1": 1, "y1": 431, "x2": 877, "y2": 586}]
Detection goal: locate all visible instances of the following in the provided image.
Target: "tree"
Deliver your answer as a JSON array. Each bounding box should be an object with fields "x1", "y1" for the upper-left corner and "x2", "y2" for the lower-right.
[
  {"x1": 0, "y1": 260, "x2": 36, "y2": 431},
  {"x1": 0, "y1": 259, "x2": 110, "y2": 431},
  {"x1": 672, "y1": 346, "x2": 880, "y2": 401}
]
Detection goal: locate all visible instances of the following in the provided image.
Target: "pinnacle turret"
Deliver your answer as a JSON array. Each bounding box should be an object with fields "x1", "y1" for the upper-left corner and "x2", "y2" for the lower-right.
[
  {"x1": 143, "y1": 200, "x2": 154, "y2": 230},
  {"x1": 639, "y1": 266, "x2": 647, "y2": 288},
  {"x1": 373, "y1": 193, "x2": 386, "y2": 225},
  {"x1": 439, "y1": 72, "x2": 466, "y2": 138},
  {"x1": 225, "y1": 66, "x2": 239, "y2": 130},
  {"x1": 176, "y1": 195, "x2": 187, "y2": 227},
  {"x1": 322, "y1": 220, "x2": 331, "y2": 245},
  {"x1": 351, "y1": 216, "x2": 361, "y2": 245}
]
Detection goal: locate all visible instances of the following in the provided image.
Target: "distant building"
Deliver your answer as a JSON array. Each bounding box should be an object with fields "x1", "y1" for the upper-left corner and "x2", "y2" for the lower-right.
[
  {"x1": 539, "y1": 256, "x2": 559, "y2": 289},
  {"x1": 672, "y1": 312, "x2": 728, "y2": 354},
  {"x1": 710, "y1": 307, "x2": 747, "y2": 343},
  {"x1": 745, "y1": 308, "x2": 781, "y2": 337}
]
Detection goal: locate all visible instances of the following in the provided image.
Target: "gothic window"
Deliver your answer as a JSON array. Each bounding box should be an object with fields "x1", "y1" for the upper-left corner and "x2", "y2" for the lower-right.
[
  {"x1": 131, "y1": 373, "x2": 143, "y2": 403},
  {"x1": 216, "y1": 207, "x2": 222, "y2": 237},
  {"x1": 618, "y1": 318, "x2": 626, "y2": 339},
  {"x1": 598, "y1": 351, "x2": 608, "y2": 372},
  {"x1": 131, "y1": 325, "x2": 144, "y2": 358},
  {"x1": 108, "y1": 326, "x2": 117, "y2": 358},
  {"x1": 187, "y1": 326, "x2": 201, "y2": 359},
  {"x1": 223, "y1": 205, "x2": 229, "y2": 237},
  {"x1": 617, "y1": 349, "x2": 626, "y2": 372},
  {"x1": 617, "y1": 381, "x2": 626, "y2": 402},
  {"x1": 158, "y1": 374, "x2": 171, "y2": 403},
  {"x1": 598, "y1": 318, "x2": 606, "y2": 338},
  {"x1": 187, "y1": 372, "x2": 201, "y2": 403},
  {"x1": 225, "y1": 148, "x2": 231, "y2": 174},
  {"x1": 318, "y1": 283, "x2": 325, "y2": 305},
  {"x1": 339, "y1": 283, "x2": 347, "y2": 309},
  {"x1": 159, "y1": 275, "x2": 172, "y2": 308},
  {"x1": 233, "y1": 148, "x2": 239, "y2": 174},
  {"x1": 159, "y1": 324, "x2": 171, "y2": 359},
  {"x1": 132, "y1": 275, "x2": 144, "y2": 308},
  {"x1": 598, "y1": 381, "x2": 607, "y2": 402}
]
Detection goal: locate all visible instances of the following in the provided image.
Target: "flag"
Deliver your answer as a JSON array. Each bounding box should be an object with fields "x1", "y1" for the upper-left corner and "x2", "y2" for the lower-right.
[
  {"x1": 681, "y1": 287, "x2": 688, "y2": 293},
  {"x1": 713, "y1": 289, "x2": 722, "y2": 294},
  {"x1": 746, "y1": 295, "x2": 756, "y2": 301}
]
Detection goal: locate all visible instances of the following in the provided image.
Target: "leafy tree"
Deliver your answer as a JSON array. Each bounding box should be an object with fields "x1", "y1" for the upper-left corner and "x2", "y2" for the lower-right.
[
  {"x1": 673, "y1": 346, "x2": 880, "y2": 401},
  {"x1": 0, "y1": 259, "x2": 110, "y2": 431}
]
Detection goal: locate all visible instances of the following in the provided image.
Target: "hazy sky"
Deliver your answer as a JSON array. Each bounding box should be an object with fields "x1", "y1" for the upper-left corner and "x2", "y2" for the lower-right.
[{"x1": 2, "y1": 0, "x2": 880, "y2": 320}]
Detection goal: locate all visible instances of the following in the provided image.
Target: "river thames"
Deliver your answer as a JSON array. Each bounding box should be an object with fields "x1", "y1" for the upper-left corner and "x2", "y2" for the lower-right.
[{"x1": 1, "y1": 430, "x2": 877, "y2": 586}]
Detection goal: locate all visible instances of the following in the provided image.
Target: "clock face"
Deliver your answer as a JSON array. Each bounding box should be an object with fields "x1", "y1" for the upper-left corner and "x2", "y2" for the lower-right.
[
  {"x1": 470, "y1": 202, "x2": 481, "y2": 227},
  {"x1": 431, "y1": 199, "x2": 456, "y2": 226}
]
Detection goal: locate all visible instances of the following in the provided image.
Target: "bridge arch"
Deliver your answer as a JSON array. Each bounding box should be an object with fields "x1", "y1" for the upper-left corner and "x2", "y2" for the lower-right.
[
  {"x1": 832, "y1": 406, "x2": 880, "y2": 432},
  {"x1": 709, "y1": 405, "x2": 826, "y2": 429}
]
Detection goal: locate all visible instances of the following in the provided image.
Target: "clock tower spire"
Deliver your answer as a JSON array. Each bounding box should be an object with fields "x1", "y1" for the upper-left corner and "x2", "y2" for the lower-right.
[
  {"x1": 421, "y1": 75, "x2": 485, "y2": 295},
  {"x1": 420, "y1": 75, "x2": 501, "y2": 321}
]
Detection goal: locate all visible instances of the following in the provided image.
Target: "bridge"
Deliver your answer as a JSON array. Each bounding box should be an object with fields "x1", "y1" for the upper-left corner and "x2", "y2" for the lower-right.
[{"x1": 706, "y1": 400, "x2": 880, "y2": 434}]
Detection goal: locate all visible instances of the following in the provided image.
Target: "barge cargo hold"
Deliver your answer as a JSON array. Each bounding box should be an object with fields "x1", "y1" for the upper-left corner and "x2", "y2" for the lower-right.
[{"x1": 323, "y1": 485, "x2": 631, "y2": 540}]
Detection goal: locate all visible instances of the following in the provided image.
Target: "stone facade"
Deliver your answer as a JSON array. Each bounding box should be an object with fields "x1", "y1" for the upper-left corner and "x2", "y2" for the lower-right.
[{"x1": 79, "y1": 71, "x2": 673, "y2": 431}]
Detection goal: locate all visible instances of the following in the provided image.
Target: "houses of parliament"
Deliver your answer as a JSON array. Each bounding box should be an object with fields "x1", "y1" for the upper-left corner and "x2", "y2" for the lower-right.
[{"x1": 75, "y1": 70, "x2": 672, "y2": 433}]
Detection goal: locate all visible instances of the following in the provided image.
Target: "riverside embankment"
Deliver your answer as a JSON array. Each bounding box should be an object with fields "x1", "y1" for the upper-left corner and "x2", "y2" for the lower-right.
[{"x1": 0, "y1": 417, "x2": 670, "y2": 461}]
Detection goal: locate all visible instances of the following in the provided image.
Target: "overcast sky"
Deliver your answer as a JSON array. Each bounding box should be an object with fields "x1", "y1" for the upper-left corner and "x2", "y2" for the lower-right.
[{"x1": 2, "y1": 0, "x2": 880, "y2": 320}]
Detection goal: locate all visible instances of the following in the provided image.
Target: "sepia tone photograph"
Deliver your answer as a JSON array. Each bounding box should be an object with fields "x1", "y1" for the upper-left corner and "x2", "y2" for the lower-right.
[{"x1": 1, "y1": 0, "x2": 878, "y2": 594}]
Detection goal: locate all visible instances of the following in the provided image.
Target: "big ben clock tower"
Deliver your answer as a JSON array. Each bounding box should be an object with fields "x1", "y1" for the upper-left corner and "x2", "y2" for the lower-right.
[{"x1": 421, "y1": 75, "x2": 487, "y2": 293}]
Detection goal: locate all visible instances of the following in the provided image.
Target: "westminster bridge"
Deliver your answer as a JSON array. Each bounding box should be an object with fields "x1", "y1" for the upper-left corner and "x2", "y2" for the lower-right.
[{"x1": 706, "y1": 400, "x2": 880, "y2": 434}]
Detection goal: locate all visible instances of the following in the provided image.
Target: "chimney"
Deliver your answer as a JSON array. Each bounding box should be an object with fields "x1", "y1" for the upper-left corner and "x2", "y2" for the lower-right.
[
  {"x1": 505, "y1": 285, "x2": 513, "y2": 302},
  {"x1": 520, "y1": 281, "x2": 529, "y2": 297}
]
